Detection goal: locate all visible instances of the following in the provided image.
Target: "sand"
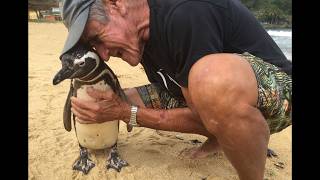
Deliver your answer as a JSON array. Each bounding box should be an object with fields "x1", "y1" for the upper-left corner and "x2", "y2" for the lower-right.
[{"x1": 28, "y1": 22, "x2": 292, "y2": 180}]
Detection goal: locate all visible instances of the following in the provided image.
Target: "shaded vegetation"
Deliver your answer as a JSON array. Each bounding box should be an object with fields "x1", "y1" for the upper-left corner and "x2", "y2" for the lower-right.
[{"x1": 241, "y1": 0, "x2": 292, "y2": 28}]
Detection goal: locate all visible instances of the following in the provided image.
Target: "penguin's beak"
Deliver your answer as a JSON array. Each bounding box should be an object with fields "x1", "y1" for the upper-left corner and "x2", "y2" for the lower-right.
[{"x1": 52, "y1": 67, "x2": 74, "y2": 85}]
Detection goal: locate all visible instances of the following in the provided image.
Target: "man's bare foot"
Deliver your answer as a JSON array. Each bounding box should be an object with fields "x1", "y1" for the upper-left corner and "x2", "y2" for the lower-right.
[{"x1": 180, "y1": 138, "x2": 221, "y2": 159}]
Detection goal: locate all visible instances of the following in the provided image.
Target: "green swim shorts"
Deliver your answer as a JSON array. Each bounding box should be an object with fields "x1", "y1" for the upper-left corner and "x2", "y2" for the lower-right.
[{"x1": 135, "y1": 52, "x2": 292, "y2": 134}]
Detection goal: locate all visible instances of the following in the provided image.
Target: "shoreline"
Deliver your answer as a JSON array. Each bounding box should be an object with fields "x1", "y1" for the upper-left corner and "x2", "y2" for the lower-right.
[{"x1": 262, "y1": 23, "x2": 292, "y2": 30}]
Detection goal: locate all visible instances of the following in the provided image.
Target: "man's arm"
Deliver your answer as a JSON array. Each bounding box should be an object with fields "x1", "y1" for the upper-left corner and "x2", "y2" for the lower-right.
[
  {"x1": 134, "y1": 106, "x2": 210, "y2": 136},
  {"x1": 71, "y1": 87, "x2": 212, "y2": 137}
]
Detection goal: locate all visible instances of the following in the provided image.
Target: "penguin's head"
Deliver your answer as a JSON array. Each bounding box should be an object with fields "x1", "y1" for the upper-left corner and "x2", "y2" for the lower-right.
[{"x1": 53, "y1": 44, "x2": 100, "y2": 85}]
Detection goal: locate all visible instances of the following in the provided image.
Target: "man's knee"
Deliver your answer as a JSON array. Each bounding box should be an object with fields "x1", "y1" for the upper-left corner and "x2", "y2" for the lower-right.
[
  {"x1": 187, "y1": 54, "x2": 261, "y2": 130},
  {"x1": 188, "y1": 54, "x2": 231, "y2": 93},
  {"x1": 188, "y1": 53, "x2": 258, "y2": 108}
]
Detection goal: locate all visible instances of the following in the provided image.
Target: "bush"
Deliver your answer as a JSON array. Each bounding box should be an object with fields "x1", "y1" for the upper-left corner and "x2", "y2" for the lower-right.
[{"x1": 256, "y1": 4, "x2": 287, "y2": 24}]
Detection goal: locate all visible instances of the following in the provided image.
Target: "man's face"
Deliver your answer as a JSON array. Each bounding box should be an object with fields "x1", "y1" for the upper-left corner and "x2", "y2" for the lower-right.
[{"x1": 81, "y1": 18, "x2": 143, "y2": 66}]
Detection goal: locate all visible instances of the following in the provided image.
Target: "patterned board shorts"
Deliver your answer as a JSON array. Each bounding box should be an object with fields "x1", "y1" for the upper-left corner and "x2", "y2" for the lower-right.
[{"x1": 135, "y1": 52, "x2": 292, "y2": 134}]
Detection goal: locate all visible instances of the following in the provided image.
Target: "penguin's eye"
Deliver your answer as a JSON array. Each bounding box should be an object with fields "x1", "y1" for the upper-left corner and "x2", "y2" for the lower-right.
[
  {"x1": 78, "y1": 61, "x2": 85, "y2": 67},
  {"x1": 74, "y1": 58, "x2": 86, "y2": 67}
]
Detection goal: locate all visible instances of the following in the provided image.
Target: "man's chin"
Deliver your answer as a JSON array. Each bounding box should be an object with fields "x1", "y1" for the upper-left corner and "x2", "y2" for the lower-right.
[
  {"x1": 122, "y1": 55, "x2": 140, "y2": 66},
  {"x1": 127, "y1": 61, "x2": 140, "y2": 66}
]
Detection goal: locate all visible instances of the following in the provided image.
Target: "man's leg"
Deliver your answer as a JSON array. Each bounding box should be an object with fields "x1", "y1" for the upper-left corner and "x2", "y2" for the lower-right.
[
  {"x1": 123, "y1": 87, "x2": 147, "y2": 108},
  {"x1": 123, "y1": 84, "x2": 221, "y2": 158},
  {"x1": 187, "y1": 53, "x2": 270, "y2": 180}
]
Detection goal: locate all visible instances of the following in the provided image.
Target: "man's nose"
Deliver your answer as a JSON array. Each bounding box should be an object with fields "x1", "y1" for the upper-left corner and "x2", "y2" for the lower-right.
[{"x1": 96, "y1": 46, "x2": 110, "y2": 61}]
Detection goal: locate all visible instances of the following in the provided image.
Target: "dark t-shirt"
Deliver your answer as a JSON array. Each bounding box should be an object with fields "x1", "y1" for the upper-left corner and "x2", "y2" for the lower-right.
[{"x1": 141, "y1": 0, "x2": 292, "y2": 98}]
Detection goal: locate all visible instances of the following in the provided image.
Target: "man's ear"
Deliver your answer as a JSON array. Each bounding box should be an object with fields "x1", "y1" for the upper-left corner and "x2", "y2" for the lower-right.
[{"x1": 105, "y1": 0, "x2": 127, "y2": 16}]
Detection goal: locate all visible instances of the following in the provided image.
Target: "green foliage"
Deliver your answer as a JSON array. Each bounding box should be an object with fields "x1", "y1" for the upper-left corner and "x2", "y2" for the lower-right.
[
  {"x1": 271, "y1": 0, "x2": 292, "y2": 14},
  {"x1": 241, "y1": 0, "x2": 254, "y2": 9},
  {"x1": 257, "y1": 4, "x2": 286, "y2": 24},
  {"x1": 240, "y1": 0, "x2": 292, "y2": 26}
]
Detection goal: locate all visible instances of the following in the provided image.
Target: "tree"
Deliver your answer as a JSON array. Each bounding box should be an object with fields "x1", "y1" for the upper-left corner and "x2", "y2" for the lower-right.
[
  {"x1": 257, "y1": 4, "x2": 286, "y2": 24},
  {"x1": 271, "y1": 0, "x2": 292, "y2": 14},
  {"x1": 241, "y1": 0, "x2": 292, "y2": 25}
]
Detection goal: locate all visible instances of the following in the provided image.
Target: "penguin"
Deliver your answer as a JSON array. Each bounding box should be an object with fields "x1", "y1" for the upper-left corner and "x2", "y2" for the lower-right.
[{"x1": 53, "y1": 43, "x2": 132, "y2": 174}]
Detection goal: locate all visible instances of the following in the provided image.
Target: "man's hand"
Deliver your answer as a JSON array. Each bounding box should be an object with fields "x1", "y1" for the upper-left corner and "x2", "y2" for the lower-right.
[{"x1": 71, "y1": 87, "x2": 130, "y2": 124}]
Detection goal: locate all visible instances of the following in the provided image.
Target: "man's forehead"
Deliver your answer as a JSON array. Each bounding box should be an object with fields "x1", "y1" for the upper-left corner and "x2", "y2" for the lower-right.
[
  {"x1": 81, "y1": 20, "x2": 100, "y2": 40},
  {"x1": 81, "y1": 30, "x2": 93, "y2": 41},
  {"x1": 81, "y1": 26, "x2": 95, "y2": 41}
]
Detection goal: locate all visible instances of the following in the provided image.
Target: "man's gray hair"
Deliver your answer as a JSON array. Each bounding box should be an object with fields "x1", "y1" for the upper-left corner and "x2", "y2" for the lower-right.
[{"x1": 88, "y1": 0, "x2": 109, "y2": 24}]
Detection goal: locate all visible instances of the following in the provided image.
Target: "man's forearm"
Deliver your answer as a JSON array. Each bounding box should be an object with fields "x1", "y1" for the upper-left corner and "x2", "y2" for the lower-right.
[{"x1": 123, "y1": 105, "x2": 211, "y2": 137}]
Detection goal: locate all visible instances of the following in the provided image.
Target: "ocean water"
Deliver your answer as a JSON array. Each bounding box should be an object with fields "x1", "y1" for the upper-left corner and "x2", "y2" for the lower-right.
[{"x1": 267, "y1": 29, "x2": 292, "y2": 61}]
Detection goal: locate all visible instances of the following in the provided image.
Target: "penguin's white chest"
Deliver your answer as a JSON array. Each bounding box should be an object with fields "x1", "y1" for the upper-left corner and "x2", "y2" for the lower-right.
[{"x1": 75, "y1": 80, "x2": 119, "y2": 150}]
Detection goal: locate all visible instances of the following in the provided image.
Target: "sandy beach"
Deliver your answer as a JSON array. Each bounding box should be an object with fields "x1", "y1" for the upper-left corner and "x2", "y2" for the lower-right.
[{"x1": 28, "y1": 22, "x2": 292, "y2": 180}]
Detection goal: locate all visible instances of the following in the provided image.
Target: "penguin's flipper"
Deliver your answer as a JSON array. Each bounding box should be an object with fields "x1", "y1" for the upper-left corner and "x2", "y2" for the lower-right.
[
  {"x1": 63, "y1": 81, "x2": 73, "y2": 132},
  {"x1": 72, "y1": 146, "x2": 95, "y2": 174},
  {"x1": 106, "y1": 144, "x2": 128, "y2": 172},
  {"x1": 118, "y1": 89, "x2": 128, "y2": 102}
]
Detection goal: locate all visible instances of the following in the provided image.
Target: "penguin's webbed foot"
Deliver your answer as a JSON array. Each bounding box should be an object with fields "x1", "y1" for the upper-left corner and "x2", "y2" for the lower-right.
[
  {"x1": 73, "y1": 147, "x2": 95, "y2": 174},
  {"x1": 267, "y1": 148, "x2": 278, "y2": 158},
  {"x1": 106, "y1": 144, "x2": 128, "y2": 172}
]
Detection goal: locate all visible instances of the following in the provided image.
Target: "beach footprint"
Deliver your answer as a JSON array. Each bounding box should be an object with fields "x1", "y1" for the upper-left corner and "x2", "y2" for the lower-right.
[
  {"x1": 129, "y1": 128, "x2": 145, "y2": 138},
  {"x1": 144, "y1": 149, "x2": 161, "y2": 154}
]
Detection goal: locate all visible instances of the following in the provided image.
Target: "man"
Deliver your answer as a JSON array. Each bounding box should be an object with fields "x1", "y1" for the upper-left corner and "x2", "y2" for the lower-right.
[{"x1": 61, "y1": 0, "x2": 292, "y2": 179}]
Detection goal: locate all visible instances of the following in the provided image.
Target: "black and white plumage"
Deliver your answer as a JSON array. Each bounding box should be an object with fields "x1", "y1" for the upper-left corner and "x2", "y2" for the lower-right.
[{"x1": 53, "y1": 43, "x2": 131, "y2": 174}]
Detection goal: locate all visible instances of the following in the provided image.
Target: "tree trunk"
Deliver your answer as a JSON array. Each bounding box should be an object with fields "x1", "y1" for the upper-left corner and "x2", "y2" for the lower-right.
[{"x1": 35, "y1": 10, "x2": 39, "y2": 20}]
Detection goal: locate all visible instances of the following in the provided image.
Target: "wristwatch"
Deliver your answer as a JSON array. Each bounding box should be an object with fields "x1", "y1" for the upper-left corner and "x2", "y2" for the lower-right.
[{"x1": 128, "y1": 105, "x2": 139, "y2": 127}]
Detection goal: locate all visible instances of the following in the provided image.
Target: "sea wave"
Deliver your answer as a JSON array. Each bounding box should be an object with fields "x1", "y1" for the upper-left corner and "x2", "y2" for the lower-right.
[{"x1": 267, "y1": 30, "x2": 292, "y2": 37}]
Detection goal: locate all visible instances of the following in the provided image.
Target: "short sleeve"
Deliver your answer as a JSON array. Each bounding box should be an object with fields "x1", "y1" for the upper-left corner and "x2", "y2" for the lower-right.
[{"x1": 166, "y1": 1, "x2": 225, "y2": 87}]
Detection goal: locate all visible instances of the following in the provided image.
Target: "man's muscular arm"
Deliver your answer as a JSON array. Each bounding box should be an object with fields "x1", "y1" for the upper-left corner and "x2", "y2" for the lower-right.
[
  {"x1": 135, "y1": 106, "x2": 210, "y2": 136},
  {"x1": 71, "y1": 87, "x2": 211, "y2": 137}
]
